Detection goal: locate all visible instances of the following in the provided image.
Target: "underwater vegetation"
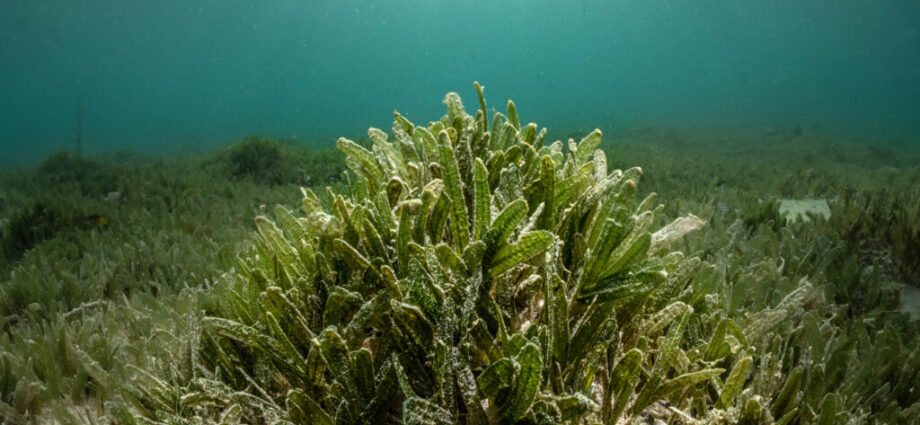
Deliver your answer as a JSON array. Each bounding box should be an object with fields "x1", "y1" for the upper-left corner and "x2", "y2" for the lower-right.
[
  {"x1": 0, "y1": 200, "x2": 77, "y2": 265},
  {"x1": 0, "y1": 86, "x2": 918, "y2": 424},
  {"x1": 103, "y1": 85, "x2": 919, "y2": 424},
  {"x1": 116, "y1": 84, "x2": 719, "y2": 424},
  {"x1": 212, "y1": 134, "x2": 346, "y2": 187},
  {"x1": 36, "y1": 151, "x2": 121, "y2": 198},
  {"x1": 831, "y1": 188, "x2": 920, "y2": 288},
  {"x1": 0, "y1": 134, "x2": 353, "y2": 423}
]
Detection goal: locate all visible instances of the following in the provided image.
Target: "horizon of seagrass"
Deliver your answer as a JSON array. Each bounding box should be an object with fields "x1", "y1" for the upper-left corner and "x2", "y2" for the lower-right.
[{"x1": 112, "y1": 84, "x2": 920, "y2": 424}]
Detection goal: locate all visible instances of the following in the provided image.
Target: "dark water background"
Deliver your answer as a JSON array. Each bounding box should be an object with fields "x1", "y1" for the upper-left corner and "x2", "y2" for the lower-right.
[{"x1": 2, "y1": 0, "x2": 919, "y2": 168}]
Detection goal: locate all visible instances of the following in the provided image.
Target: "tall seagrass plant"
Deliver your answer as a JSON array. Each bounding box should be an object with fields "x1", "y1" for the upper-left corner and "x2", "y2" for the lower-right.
[{"x1": 116, "y1": 84, "x2": 755, "y2": 424}]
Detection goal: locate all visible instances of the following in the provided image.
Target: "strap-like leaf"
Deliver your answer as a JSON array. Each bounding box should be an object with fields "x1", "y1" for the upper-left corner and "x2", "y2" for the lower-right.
[
  {"x1": 438, "y1": 134, "x2": 470, "y2": 251},
  {"x1": 476, "y1": 358, "x2": 516, "y2": 398},
  {"x1": 454, "y1": 347, "x2": 489, "y2": 425},
  {"x1": 337, "y1": 137, "x2": 384, "y2": 192},
  {"x1": 578, "y1": 273, "x2": 658, "y2": 303},
  {"x1": 287, "y1": 389, "x2": 333, "y2": 425},
  {"x1": 656, "y1": 368, "x2": 725, "y2": 400},
  {"x1": 507, "y1": 100, "x2": 520, "y2": 130},
  {"x1": 397, "y1": 206, "x2": 412, "y2": 272},
  {"x1": 602, "y1": 212, "x2": 653, "y2": 278},
  {"x1": 567, "y1": 301, "x2": 615, "y2": 368},
  {"x1": 403, "y1": 397, "x2": 453, "y2": 425},
  {"x1": 473, "y1": 158, "x2": 490, "y2": 240},
  {"x1": 350, "y1": 349, "x2": 375, "y2": 406},
  {"x1": 717, "y1": 356, "x2": 753, "y2": 409},
  {"x1": 485, "y1": 199, "x2": 528, "y2": 249},
  {"x1": 500, "y1": 343, "x2": 543, "y2": 423},
  {"x1": 333, "y1": 238, "x2": 369, "y2": 270},
  {"x1": 488, "y1": 230, "x2": 554, "y2": 277},
  {"x1": 608, "y1": 348, "x2": 643, "y2": 423},
  {"x1": 574, "y1": 129, "x2": 602, "y2": 164},
  {"x1": 523, "y1": 155, "x2": 555, "y2": 230},
  {"x1": 633, "y1": 312, "x2": 690, "y2": 414},
  {"x1": 771, "y1": 366, "x2": 804, "y2": 419}
]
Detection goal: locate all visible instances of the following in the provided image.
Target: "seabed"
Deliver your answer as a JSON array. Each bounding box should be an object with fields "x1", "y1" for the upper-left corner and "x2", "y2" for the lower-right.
[{"x1": 1, "y1": 92, "x2": 919, "y2": 424}]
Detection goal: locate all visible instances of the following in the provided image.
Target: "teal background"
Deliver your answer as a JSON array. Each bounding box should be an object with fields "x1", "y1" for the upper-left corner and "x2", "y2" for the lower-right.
[{"x1": 2, "y1": 0, "x2": 919, "y2": 167}]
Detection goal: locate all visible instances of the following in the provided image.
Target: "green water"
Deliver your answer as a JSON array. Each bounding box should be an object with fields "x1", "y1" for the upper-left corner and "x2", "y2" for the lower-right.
[{"x1": 2, "y1": 0, "x2": 919, "y2": 167}]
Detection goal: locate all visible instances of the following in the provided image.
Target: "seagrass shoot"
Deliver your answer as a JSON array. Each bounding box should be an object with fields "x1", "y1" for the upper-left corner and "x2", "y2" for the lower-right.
[{"x1": 116, "y1": 82, "x2": 747, "y2": 424}]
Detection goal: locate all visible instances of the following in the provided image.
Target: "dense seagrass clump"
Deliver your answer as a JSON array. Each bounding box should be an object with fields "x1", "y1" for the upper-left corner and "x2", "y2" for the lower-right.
[{"x1": 116, "y1": 85, "x2": 741, "y2": 424}]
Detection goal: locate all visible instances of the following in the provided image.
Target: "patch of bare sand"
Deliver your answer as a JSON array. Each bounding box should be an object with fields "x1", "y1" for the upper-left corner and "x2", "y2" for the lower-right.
[{"x1": 778, "y1": 199, "x2": 830, "y2": 222}]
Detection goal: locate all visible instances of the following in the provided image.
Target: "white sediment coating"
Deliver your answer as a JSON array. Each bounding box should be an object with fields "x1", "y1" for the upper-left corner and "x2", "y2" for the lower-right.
[{"x1": 778, "y1": 199, "x2": 830, "y2": 222}]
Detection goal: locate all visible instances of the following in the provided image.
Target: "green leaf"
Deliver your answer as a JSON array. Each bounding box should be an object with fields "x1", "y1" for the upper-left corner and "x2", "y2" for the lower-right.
[
  {"x1": 473, "y1": 159, "x2": 491, "y2": 241},
  {"x1": 579, "y1": 274, "x2": 657, "y2": 303},
  {"x1": 337, "y1": 137, "x2": 384, "y2": 192},
  {"x1": 633, "y1": 312, "x2": 690, "y2": 414},
  {"x1": 461, "y1": 240, "x2": 487, "y2": 272},
  {"x1": 550, "y1": 274, "x2": 569, "y2": 377},
  {"x1": 574, "y1": 129, "x2": 602, "y2": 164},
  {"x1": 350, "y1": 349, "x2": 375, "y2": 406},
  {"x1": 255, "y1": 215, "x2": 302, "y2": 280},
  {"x1": 771, "y1": 366, "x2": 804, "y2": 419},
  {"x1": 705, "y1": 318, "x2": 747, "y2": 361},
  {"x1": 397, "y1": 205, "x2": 412, "y2": 272},
  {"x1": 651, "y1": 257, "x2": 701, "y2": 309},
  {"x1": 362, "y1": 215, "x2": 389, "y2": 264},
  {"x1": 488, "y1": 230, "x2": 554, "y2": 277},
  {"x1": 608, "y1": 348, "x2": 643, "y2": 423},
  {"x1": 390, "y1": 300, "x2": 434, "y2": 348},
  {"x1": 438, "y1": 134, "x2": 470, "y2": 251},
  {"x1": 557, "y1": 393, "x2": 600, "y2": 420},
  {"x1": 775, "y1": 408, "x2": 799, "y2": 425},
  {"x1": 317, "y1": 328, "x2": 352, "y2": 386},
  {"x1": 500, "y1": 343, "x2": 543, "y2": 423},
  {"x1": 643, "y1": 301, "x2": 692, "y2": 338},
  {"x1": 817, "y1": 393, "x2": 840, "y2": 425},
  {"x1": 474, "y1": 82, "x2": 487, "y2": 130},
  {"x1": 429, "y1": 190, "x2": 452, "y2": 243},
  {"x1": 454, "y1": 347, "x2": 489, "y2": 425},
  {"x1": 522, "y1": 155, "x2": 555, "y2": 230},
  {"x1": 507, "y1": 100, "x2": 520, "y2": 130},
  {"x1": 717, "y1": 356, "x2": 753, "y2": 409},
  {"x1": 741, "y1": 397, "x2": 763, "y2": 425},
  {"x1": 323, "y1": 287, "x2": 363, "y2": 329},
  {"x1": 485, "y1": 199, "x2": 528, "y2": 250},
  {"x1": 477, "y1": 358, "x2": 516, "y2": 398},
  {"x1": 567, "y1": 301, "x2": 616, "y2": 368},
  {"x1": 583, "y1": 219, "x2": 625, "y2": 285},
  {"x1": 333, "y1": 238, "x2": 369, "y2": 270},
  {"x1": 656, "y1": 368, "x2": 725, "y2": 400},
  {"x1": 602, "y1": 215, "x2": 652, "y2": 278},
  {"x1": 287, "y1": 389, "x2": 333, "y2": 425},
  {"x1": 403, "y1": 397, "x2": 453, "y2": 425}
]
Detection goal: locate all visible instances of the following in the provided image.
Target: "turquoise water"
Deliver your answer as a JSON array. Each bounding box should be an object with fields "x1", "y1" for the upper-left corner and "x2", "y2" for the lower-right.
[{"x1": 2, "y1": 0, "x2": 919, "y2": 167}]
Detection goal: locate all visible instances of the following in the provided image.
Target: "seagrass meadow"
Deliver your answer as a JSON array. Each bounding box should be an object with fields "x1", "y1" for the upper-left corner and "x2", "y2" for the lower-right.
[{"x1": 1, "y1": 85, "x2": 920, "y2": 425}]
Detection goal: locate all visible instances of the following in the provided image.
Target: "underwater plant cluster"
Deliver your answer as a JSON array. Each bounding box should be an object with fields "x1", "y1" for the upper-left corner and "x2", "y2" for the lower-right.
[{"x1": 0, "y1": 85, "x2": 918, "y2": 424}]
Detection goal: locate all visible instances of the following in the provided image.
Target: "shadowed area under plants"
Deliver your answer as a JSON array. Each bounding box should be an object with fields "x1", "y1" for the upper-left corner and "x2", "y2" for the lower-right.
[{"x1": 107, "y1": 85, "x2": 920, "y2": 425}]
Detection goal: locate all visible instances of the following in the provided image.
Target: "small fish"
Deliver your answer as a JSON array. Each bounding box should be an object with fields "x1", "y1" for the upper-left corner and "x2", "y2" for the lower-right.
[{"x1": 86, "y1": 215, "x2": 106, "y2": 226}]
